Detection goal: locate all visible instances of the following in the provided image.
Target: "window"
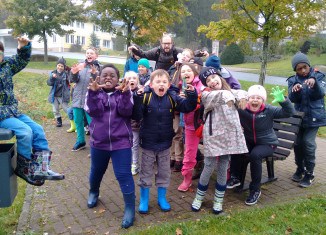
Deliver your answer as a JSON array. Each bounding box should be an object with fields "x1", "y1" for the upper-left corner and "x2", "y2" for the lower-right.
[
  {"x1": 70, "y1": 35, "x2": 75, "y2": 44},
  {"x1": 53, "y1": 35, "x2": 56, "y2": 43},
  {"x1": 81, "y1": 36, "x2": 85, "y2": 45},
  {"x1": 65, "y1": 35, "x2": 69, "y2": 43},
  {"x1": 76, "y1": 36, "x2": 80, "y2": 45},
  {"x1": 93, "y1": 25, "x2": 100, "y2": 32},
  {"x1": 103, "y1": 40, "x2": 111, "y2": 48}
]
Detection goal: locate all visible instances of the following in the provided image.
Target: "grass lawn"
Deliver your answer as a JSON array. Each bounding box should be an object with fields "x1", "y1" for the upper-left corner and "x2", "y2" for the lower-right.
[
  {"x1": 128, "y1": 194, "x2": 326, "y2": 235},
  {"x1": 227, "y1": 53, "x2": 326, "y2": 78}
]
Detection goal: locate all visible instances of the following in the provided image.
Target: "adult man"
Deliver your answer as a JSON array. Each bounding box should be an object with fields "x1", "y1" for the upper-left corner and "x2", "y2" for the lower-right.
[{"x1": 128, "y1": 34, "x2": 182, "y2": 71}]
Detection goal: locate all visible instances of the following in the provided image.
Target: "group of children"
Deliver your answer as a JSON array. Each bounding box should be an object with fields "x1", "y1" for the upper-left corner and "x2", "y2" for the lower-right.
[{"x1": 4, "y1": 36, "x2": 325, "y2": 230}]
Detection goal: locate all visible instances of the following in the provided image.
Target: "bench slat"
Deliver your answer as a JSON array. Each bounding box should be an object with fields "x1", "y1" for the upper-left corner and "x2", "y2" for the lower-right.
[
  {"x1": 275, "y1": 131, "x2": 297, "y2": 141},
  {"x1": 277, "y1": 139, "x2": 294, "y2": 149},
  {"x1": 273, "y1": 122, "x2": 300, "y2": 133},
  {"x1": 274, "y1": 147, "x2": 291, "y2": 156},
  {"x1": 274, "y1": 117, "x2": 303, "y2": 125}
]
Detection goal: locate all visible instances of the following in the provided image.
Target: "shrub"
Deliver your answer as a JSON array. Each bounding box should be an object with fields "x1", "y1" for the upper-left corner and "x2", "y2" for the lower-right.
[
  {"x1": 69, "y1": 44, "x2": 82, "y2": 52},
  {"x1": 220, "y1": 43, "x2": 244, "y2": 65}
]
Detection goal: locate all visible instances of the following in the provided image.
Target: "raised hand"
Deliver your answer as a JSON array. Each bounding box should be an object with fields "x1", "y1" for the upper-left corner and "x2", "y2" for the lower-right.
[
  {"x1": 90, "y1": 64, "x2": 97, "y2": 75},
  {"x1": 71, "y1": 63, "x2": 84, "y2": 74},
  {"x1": 17, "y1": 36, "x2": 31, "y2": 49},
  {"x1": 270, "y1": 86, "x2": 285, "y2": 104},
  {"x1": 88, "y1": 76, "x2": 105, "y2": 91},
  {"x1": 116, "y1": 79, "x2": 130, "y2": 93}
]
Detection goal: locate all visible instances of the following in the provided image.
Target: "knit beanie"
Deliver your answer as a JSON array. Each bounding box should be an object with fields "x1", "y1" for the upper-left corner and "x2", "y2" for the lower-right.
[
  {"x1": 57, "y1": 57, "x2": 66, "y2": 66},
  {"x1": 199, "y1": 67, "x2": 221, "y2": 86},
  {"x1": 138, "y1": 58, "x2": 150, "y2": 69},
  {"x1": 247, "y1": 85, "x2": 267, "y2": 101},
  {"x1": 291, "y1": 52, "x2": 310, "y2": 71},
  {"x1": 205, "y1": 55, "x2": 221, "y2": 70}
]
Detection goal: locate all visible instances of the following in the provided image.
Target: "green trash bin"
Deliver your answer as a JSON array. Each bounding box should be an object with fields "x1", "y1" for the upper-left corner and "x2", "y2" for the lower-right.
[{"x1": 0, "y1": 128, "x2": 17, "y2": 208}]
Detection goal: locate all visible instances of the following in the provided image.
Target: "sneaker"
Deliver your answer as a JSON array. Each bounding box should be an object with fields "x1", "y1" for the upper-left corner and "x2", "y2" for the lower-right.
[
  {"x1": 227, "y1": 176, "x2": 241, "y2": 189},
  {"x1": 173, "y1": 161, "x2": 183, "y2": 172},
  {"x1": 131, "y1": 164, "x2": 139, "y2": 176},
  {"x1": 72, "y1": 142, "x2": 86, "y2": 151},
  {"x1": 291, "y1": 168, "x2": 305, "y2": 182},
  {"x1": 245, "y1": 190, "x2": 261, "y2": 206},
  {"x1": 299, "y1": 172, "x2": 315, "y2": 188}
]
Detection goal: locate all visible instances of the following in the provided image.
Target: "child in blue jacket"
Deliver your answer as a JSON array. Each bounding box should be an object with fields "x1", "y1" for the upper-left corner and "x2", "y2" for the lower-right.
[
  {"x1": 133, "y1": 69, "x2": 198, "y2": 214},
  {"x1": 288, "y1": 52, "x2": 326, "y2": 187}
]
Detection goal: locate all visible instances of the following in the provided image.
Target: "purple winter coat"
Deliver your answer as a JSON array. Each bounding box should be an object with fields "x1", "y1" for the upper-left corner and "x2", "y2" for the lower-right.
[{"x1": 85, "y1": 89, "x2": 133, "y2": 151}]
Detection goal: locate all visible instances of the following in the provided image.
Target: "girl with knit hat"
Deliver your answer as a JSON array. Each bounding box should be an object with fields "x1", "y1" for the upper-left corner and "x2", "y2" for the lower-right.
[
  {"x1": 138, "y1": 58, "x2": 151, "y2": 85},
  {"x1": 232, "y1": 84, "x2": 295, "y2": 205},
  {"x1": 287, "y1": 52, "x2": 326, "y2": 187},
  {"x1": 191, "y1": 67, "x2": 248, "y2": 214}
]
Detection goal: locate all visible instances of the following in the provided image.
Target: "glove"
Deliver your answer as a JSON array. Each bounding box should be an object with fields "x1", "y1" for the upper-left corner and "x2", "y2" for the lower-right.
[{"x1": 270, "y1": 86, "x2": 285, "y2": 104}]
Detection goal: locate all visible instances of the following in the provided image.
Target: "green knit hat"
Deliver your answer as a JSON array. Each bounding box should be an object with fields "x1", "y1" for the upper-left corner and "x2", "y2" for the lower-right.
[{"x1": 138, "y1": 58, "x2": 150, "y2": 69}]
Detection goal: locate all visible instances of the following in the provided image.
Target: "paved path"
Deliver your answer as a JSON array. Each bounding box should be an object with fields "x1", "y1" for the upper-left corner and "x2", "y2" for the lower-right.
[{"x1": 16, "y1": 121, "x2": 326, "y2": 234}]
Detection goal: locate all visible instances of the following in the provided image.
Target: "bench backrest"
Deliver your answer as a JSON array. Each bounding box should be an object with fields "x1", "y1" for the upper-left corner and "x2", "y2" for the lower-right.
[{"x1": 272, "y1": 112, "x2": 304, "y2": 160}]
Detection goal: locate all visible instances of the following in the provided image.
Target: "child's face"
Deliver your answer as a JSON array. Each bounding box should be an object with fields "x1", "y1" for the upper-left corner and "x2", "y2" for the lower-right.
[
  {"x1": 180, "y1": 65, "x2": 195, "y2": 84},
  {"x1": 206, "y1": 74, "x2": 222, "y2": 90},
  {"x1": 150, "y1": 75, "x2": 170, "y2": 97},
  {"x1": 99, "y1": 67, "x2": 119, "y2": 91},
  {"x1": 56, "y1": 63, "x2": 65, "y2": 73},
  {"x1": 248, "y1": 96, "x2": 264, "y2": 112},
  {"x1": 138, "y1": 65, "x2": 148, "y2": 75},
  {"x1": 124, "y1": 74, "x2": 139, "y2": 91},
  {"x1": 295, "y1": 63, "x2": 310, "y2": 77},
  {"x1": 85, "y1": 49, "x2": 98, "y2": 63},
  {"x1": 180, "y1": 51, "x2": 192, "y2": 63}
]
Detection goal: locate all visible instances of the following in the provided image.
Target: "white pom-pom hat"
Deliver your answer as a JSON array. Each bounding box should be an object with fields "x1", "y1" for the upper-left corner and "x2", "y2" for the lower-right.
[{"x1": 248, "y1": 85, "x2": 267, "y2": 101}]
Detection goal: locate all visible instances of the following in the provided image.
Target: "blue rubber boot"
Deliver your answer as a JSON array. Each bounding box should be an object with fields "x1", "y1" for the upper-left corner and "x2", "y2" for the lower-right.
[
  {"x1": 138, "y1": 187, "x2": 150, "y2": 214},
  {"x1": 87, "y1": 191, "x2": 99, "y2": 208},
  {"x1": 121, "y1": 192, "x2": 135, "y2": 229},
  {"x1": 157, "y1": 187, "x2": 171, "y2": 212}
]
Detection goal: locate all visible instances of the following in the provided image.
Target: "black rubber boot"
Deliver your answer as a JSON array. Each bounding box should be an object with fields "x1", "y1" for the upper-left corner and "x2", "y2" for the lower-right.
[{"x1": 56, "y1": 117, "x2": 62, "y2": 127}]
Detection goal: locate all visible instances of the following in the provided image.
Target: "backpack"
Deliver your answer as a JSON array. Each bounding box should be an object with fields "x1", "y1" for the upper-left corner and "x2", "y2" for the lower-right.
[
  {"x1": 193, "y1": 94, "x2": 212, "y2": 138},
  {"x1": 142, "y1": 92, "x2": 176, "y2": 115}
]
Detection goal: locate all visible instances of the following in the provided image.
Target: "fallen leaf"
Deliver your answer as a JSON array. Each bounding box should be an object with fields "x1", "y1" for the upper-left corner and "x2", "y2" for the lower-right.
[
  {"x1": 270, "y1": 214, "x2": 276, "y2": 219},
  {"x1": 285, "y1": 227, "x2": 293, "y2": 234},
  {"x1": 98, "y1": 208, "x2": 106, "y2": 214}
]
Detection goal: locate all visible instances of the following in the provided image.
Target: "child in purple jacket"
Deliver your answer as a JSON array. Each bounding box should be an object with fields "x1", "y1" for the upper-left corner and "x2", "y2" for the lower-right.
[{"x1": 85, "y1": 63, "x2": 135, "y2": 229}]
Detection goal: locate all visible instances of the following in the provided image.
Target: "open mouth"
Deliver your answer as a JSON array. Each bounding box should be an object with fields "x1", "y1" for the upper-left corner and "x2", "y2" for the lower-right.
[
  {"x1": 105, "y1": 81, "x2": 111, "y2": 86},
  {"x1": 159, "y1": 87, "x2": 165, "y2": 92},
  {"x1": 251, "y1": 103, "x2": 259, "y2": 108},
  {"x1": 130, "y1": 82, "x2": 135, "y2": 86}
]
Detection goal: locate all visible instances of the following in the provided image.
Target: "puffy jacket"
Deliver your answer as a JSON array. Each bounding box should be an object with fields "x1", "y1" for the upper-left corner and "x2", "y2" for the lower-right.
[
  {"x1": 85, "y1": 89, "x2": 133, "y2": 151},
  {"x1": 124, "y1": 56, "x2": 139, "y2": 75},
  {"x1": 131, "y1": 46, "x2": 183, "y2": 71},
  {"x1": 47, "y1": 70, "x2": 70, "y2": 103},
  {"x1": 238, "y1": 98, "x2": 295, "y2": 146},
  {"x1": 220, "y1": 67, "x2": 241, "y2": 90},
  {"x1": 0, "y1": 43, "x2": 31, "y2": 121},
  {"x1": 287, "y1": 68, "x2": 326, "y2": 128},
  {"x1": 69, "y1": 60, "x2": 101, "y2": 108},
  {"x1": 133, "y1": 85, "x2": 198, "y2": 151}
]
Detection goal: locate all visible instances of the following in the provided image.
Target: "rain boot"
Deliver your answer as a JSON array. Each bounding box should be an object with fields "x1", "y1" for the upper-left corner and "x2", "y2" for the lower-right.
[
  {"x1": 178, "y1": 170, "x2": 192, "y2": 192},
  {"x1": 87, "y1": 191, "x2": 99, "y2": 208},
  {"x1": 157, "y1": 187, "x2": 171, "y2": 212},
  {"x1": 138, "y1": 187, "x2": 150, "y2": 214},
  {"x1": 191, "y1": 183, "x2": 208, "y2": 212},
  {"x1": 56, "y1": 117, "x2": 62, "y2": 127},
  {"x1": 121, "y1": 192, "x2": 135, "y2": 229},
  {"x1": 66, "y1": 120, "x2": 76, "y2": 133},
  {"x1": 15, "y1": 154, "x2": 45, "y2": 186},
  {"x1": 213, "y1": 183, "x2": 226, "y2": 214},
  {"x1": 32, "y1": 150, "x2": 65, "y2": 181}
]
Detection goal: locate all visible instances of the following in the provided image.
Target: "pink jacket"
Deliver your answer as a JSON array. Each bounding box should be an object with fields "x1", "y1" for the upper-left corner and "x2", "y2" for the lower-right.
[{"x1": 183, "y1": 76, "x2": 203, "y2": 131}]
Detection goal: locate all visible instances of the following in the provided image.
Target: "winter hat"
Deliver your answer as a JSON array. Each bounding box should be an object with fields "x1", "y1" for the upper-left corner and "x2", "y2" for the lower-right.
[
  {"x1": 199, "y1": 66, "x2": 221, "y2": 86},
  {"x1": 248, "y1": 85, "x2": 267, "y2": 101},
  {"x1": 138, "y1": 58, "x2": 150, "y2": 69},
  {"x1": 192, "y1": 57, "x2": 204, "y2": 67},
  {"x1": 291, "y1": 52, "x2": 310, "y2": 71},
  {"x1": 57, "y1": 57, "x2": 66, "y2": 66},
  {"x1": 205, "y1": 55, "x2": 221, "y2": 70}
]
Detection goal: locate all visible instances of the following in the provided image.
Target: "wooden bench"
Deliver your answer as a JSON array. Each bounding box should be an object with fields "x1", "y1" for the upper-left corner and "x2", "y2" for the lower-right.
[{"x1": 237, "y1": 112, "x2": 305, "y2": 191}]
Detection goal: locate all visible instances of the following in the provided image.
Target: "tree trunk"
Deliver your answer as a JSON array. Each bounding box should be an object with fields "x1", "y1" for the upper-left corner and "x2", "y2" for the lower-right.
[
  {"x1": 43, "y1": 30, "x2": 48, "y2": 64},
  {"x1": 126, "y1": 24, "x2": 132, "y2": 58},
  {"x1": 259, "y1": 36, "x2": 269, "y2": 86}
]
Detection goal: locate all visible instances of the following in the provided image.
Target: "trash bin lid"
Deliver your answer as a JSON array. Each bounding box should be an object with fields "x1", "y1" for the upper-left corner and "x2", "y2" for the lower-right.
[{"x1": 0, "y1": 128, "x2": 14, "y2": 140}]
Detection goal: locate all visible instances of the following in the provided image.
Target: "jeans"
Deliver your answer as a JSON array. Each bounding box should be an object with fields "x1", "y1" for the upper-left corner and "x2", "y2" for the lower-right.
[
  {"x1": 294, "y1": 126, "x2": 319, "y2": 172},
  {"x1": 51, "y1": 97, "x2": 69, "y2": 118},
  {"x1": 67, "y1": 107, "x2": 74, "y2": 121},
  {"x1": 132, "y1": 130, "x2": 140, "y2": 165},
  {"x1": 89, "y1": 147, "x2": 134, "y2": 194},
  {"x1": 0, "y1": 114, "x2": 49, "y2": 159}
]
